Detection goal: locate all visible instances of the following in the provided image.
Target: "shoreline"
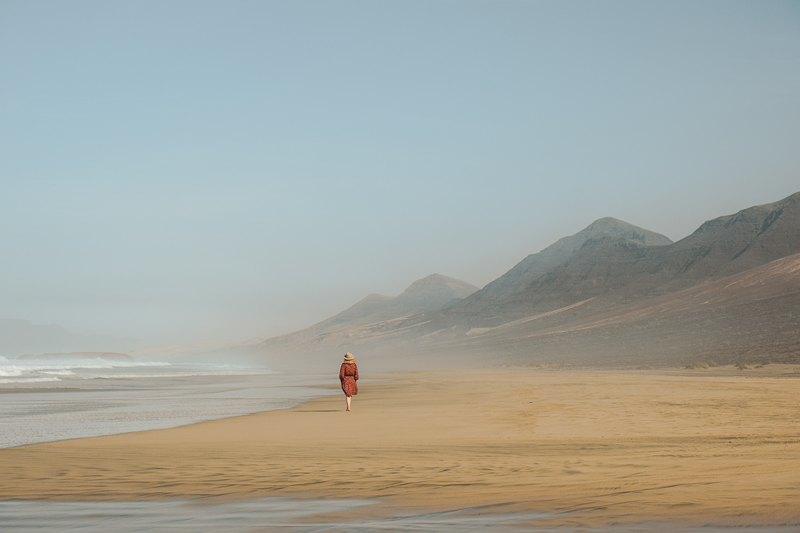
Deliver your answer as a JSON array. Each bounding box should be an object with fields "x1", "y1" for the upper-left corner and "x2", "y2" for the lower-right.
[
  {"x1": 1, "y1": 367, "x2": 799, "y2": 527},
  {"x1": 0, "y1": 371, "x2": 336, "y2": 449}
]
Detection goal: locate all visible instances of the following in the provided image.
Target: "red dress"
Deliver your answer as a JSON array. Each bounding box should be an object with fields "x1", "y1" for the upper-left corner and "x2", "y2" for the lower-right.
[{"x1": 339, "y1": 363, "x2": 358, "y2": 396}]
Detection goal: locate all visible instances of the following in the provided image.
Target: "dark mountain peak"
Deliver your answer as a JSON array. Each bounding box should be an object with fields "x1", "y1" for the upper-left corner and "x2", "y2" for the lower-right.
[
  {"x1": 580, "y1": 217, "x2": 673, "y2": 246},
  {"x1": 585, "y1": 216, "x2": 628, "y2": 229},
  {"x1": 398, "y1": 273, "x2": 478, "y2": 300},
  {"x1": 578, "y1": 233, "x2": 650, "y2": 252},
  {"x1": 390, "y1": 274, "x2": 479, "y2": 316},
  {"x1": 533, "y1": 217, "x2": 670, "y2": 270}
]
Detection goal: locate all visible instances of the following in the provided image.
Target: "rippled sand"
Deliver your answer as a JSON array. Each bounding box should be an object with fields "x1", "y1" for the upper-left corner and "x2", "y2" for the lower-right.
[{"x1": 1, "y1": 366, "x2": 799, "y2": 529}]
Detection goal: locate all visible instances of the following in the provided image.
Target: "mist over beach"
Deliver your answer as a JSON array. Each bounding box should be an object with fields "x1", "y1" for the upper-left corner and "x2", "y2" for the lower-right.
[{"x1": 2, "y1": 1, "x2": 800, "y2": 531}]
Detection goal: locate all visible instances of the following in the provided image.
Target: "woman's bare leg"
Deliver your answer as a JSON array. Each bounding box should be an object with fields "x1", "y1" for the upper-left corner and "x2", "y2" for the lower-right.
[{"x1": 346, "y1": 395, "x2": 352, "y2": 411}]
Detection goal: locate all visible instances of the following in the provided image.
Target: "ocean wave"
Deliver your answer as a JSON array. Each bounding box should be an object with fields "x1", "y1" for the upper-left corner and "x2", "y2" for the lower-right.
[
  {"x1": 0, "y1": 377, "x2": 62, "y2": 384},
  {"x1": 83, "y1": 370, "x2": 276, "y2": 379},
  {"x1": 40, "y1": 370, "x2": 77, "y2": 376},
  {"x1": 0, "y1": 359, "x2": 274, "y2": 382},
  {"x1": 1, "y1": 360, "x2": 171, "y2": 370},
  {"x1": 0, "y1": 359, "x2": 172, "y2": 381}
]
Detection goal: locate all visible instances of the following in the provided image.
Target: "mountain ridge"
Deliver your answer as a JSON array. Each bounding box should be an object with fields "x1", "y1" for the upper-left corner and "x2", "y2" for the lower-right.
[
  {"x1": 245, "y1": 191, "x2": 800, "y2": 370},
  {"x1": 254, "y1": 273, "x2": 478, "y2": 352}
]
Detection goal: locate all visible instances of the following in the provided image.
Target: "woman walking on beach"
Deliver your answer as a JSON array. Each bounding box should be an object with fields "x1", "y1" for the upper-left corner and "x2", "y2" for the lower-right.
[{"x1": 339, "y1": 352, "x2": 358, "y2": 411}]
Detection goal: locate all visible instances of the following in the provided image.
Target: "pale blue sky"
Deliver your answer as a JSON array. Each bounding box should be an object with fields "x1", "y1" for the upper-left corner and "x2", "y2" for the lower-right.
[{"x1": 2, "y1": 1, "x2": 799, "y2": 343}]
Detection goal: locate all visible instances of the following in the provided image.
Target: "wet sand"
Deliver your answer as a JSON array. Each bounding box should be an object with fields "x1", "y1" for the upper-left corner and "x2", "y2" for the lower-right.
[{"x1": 1, "y1": 366, "x2": 799, "y2": 528}]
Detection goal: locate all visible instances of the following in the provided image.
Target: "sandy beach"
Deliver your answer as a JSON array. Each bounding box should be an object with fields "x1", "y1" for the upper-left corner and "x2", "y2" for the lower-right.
[{"x1": 1, "y1": 366, "x2": 799, "y2": 528}]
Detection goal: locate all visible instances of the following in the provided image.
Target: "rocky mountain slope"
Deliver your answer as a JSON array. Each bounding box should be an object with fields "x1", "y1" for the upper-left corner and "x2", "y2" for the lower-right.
[
  {"x1": 446, "y1": 217, "x2": 672, "y2": 322},
  {"x1": 445, "y1": 250, "x2": 800, "y2": 367},
  {"x1": 447, "y1": 191, "x2": 800, "y2": 326}
]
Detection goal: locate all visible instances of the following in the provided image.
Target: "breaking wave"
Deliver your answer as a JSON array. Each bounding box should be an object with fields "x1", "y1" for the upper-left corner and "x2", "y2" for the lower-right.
[{"x1": 0, "y1": 356, "x2": 266, "y2": 383}]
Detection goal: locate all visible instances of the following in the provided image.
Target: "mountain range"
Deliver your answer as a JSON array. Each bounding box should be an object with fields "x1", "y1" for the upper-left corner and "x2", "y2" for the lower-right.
[{"x1": 248, "y1": 191, "x2": 800, "y2": 370}]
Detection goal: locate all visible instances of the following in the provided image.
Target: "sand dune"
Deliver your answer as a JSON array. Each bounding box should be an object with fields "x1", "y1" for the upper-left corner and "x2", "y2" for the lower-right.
[{"x1": 1, "y1": 367, "x2": 799, "y2": 528}]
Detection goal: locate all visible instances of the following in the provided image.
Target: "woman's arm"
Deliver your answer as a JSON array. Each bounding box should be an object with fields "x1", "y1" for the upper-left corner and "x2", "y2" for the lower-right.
[
  {"x1": 339, "y1": 364, "x2": 345, "y2": 381},
  {"x1": 354, "y1": 365, "x2": 359, "y2": 381}
]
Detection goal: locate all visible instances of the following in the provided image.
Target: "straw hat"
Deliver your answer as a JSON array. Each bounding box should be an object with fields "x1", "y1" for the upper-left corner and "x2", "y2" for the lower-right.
[{"x1": 343, "y1": 352, "x2": 355, "y2": 362}]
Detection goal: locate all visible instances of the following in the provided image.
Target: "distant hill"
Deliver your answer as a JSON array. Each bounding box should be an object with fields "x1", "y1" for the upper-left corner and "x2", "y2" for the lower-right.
[
  {"x1": 322, "y1": 273, "x2": 477, "y2": 329},
  {"x1": 0, "y1": 319, "x2": 74, "y2": 357},
  {"x1": 0, "y1": 318, "x2": 139, "y2": 358},
  {"x1": 254, "y1": 273, "x2": 478, "y2": 354}
]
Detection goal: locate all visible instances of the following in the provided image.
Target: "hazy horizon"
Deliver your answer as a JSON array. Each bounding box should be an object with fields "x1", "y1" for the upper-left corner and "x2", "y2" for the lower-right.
[{"x1": 2, "y1": 1, "x2": 799, "y2": 345}]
